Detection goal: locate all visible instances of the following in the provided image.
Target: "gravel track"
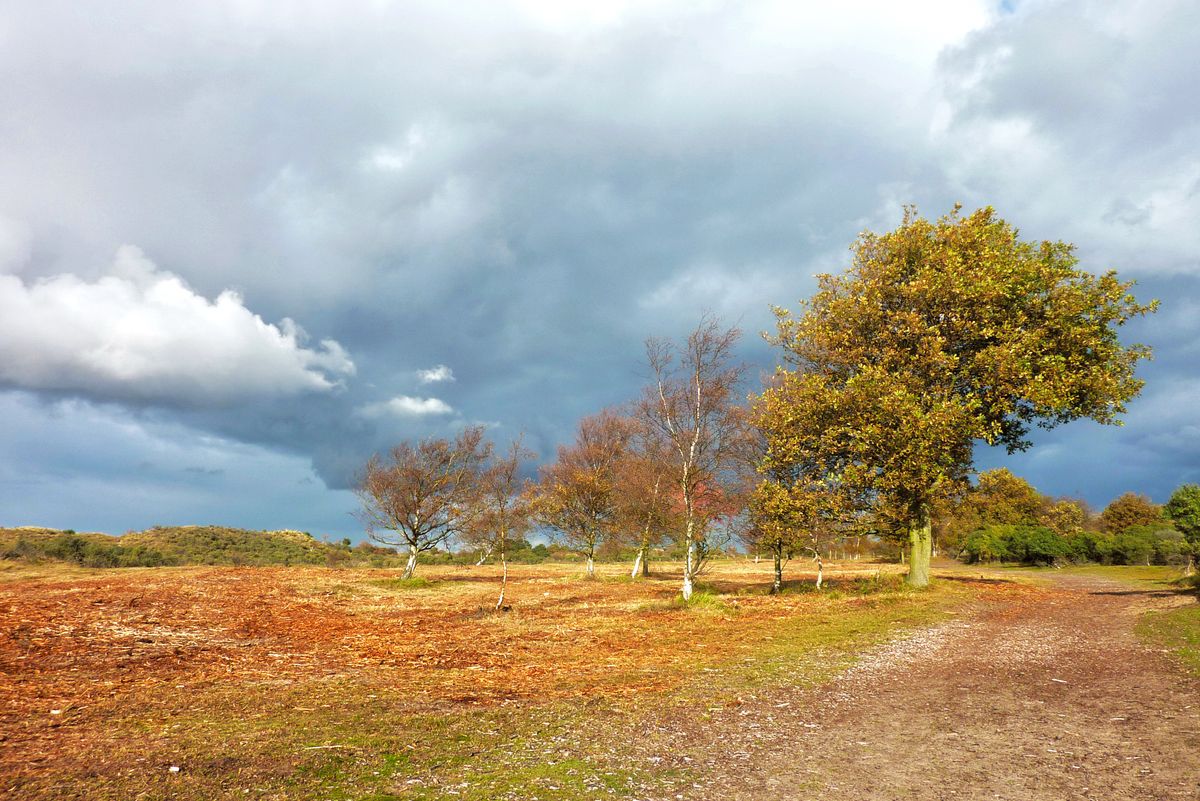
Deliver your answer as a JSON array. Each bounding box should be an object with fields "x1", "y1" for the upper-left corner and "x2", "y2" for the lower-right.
[{"x1": 641, "y1": 572, "x2": 1199, "y2": 801}]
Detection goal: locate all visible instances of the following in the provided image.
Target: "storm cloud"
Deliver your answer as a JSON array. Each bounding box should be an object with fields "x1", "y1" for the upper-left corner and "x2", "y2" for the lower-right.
[{"x1": 1, "y1": 0, "x2": 1197, "y2": 537}]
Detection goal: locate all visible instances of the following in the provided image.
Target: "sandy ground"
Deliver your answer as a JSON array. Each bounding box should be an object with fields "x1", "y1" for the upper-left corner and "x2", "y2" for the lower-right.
[{"x1": 637, "y1": 572, "x2": 1199, "y2": 801}]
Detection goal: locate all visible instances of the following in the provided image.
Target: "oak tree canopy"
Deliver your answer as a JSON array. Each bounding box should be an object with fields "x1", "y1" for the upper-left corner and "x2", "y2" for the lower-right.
[{"x1": 755, "y1": 206, "x2": 1155, "y2": 587}]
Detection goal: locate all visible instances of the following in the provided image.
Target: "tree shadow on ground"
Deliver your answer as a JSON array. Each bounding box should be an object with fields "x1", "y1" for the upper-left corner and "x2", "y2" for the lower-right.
[
  {"x1": 1089, "y1": 587, "x2": 1197, "y2": 599},
  {"x1": 936, "y1": 574, "x2": 1021, "y2": 586}
]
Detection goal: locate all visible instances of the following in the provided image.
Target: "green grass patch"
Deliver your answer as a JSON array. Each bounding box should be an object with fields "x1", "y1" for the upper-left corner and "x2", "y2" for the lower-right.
[
  {"x1": 1138, "y1": 601, "x2": 1200, "y2": 677},
  {"x1": 989, "y1": 563, "x2": 1195, "y2": 593},
  {"x1": 370, "y1": 576, "x2": 437, "y2": 591},
  {"x1": 663, "y1": 579, "x2": 972, "y2": 709},
  {"x1": 1055, "y1": 564, "x2": 1184, "y2": 584},
  {"x1": 399, "y1": 755, "x2": 636, "y2": 801},
  {"x1": 635, "y1": 587, "x2": 736, "y2": 612},
  {"x1": 673, "y1": 589, "x2": 728, "y2": 609},
  {"x1": 847, "y1": 572, "x2": 906, "y2": 594}
]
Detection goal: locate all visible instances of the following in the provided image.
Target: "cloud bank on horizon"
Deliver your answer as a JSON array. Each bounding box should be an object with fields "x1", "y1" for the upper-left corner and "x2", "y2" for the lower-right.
[{"x1": 0, "y1": 0, "x2": 1197, "y2": 537}]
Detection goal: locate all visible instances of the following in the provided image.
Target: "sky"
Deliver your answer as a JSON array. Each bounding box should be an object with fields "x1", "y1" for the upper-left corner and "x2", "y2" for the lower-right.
[{"x1": 1, "y1": 0, "x2": 1198, "y2": 539}]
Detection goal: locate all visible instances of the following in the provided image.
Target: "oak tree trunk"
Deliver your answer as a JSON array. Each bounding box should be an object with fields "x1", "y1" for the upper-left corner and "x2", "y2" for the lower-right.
[
  {"x1": 905, "y1": 504, "x2": 932, "y2": 588},
  {"x1": 772, "y1": 545, "x2": 783, "y2": 594}
]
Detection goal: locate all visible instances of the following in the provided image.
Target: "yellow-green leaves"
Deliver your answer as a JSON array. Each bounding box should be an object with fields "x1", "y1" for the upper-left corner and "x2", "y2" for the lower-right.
[{"x1": 757, "y1": 205, "x2": 1154, "y2": 526}]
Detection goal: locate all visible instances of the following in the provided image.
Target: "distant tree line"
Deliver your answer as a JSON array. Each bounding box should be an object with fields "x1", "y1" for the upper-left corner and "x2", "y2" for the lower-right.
[{"x1": 932, "y1": 472, "x2": 1199, "y2": 571}]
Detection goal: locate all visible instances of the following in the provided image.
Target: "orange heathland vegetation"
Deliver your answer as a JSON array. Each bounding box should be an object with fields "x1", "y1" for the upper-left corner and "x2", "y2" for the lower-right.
[
  {"x1": 0, "y1": 561, "x2": 1032, "y2": 798},
  {"x1": 1, "y1": 564, "x2": 865, "y2": 707}
]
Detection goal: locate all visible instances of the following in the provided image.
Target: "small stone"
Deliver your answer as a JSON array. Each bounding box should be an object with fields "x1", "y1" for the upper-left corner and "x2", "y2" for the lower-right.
[{"x1": 169, "y1": 766, "x2": 181, "y2": 773}]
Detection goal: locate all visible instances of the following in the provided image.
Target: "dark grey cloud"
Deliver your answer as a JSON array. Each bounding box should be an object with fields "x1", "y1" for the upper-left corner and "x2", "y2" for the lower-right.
[{"x1": 0, "y1": 0, "x2": 1197, "y2": 534}]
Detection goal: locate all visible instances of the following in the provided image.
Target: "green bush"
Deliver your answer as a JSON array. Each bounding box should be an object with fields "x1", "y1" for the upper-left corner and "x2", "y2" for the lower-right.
[
  {"x1": 1, "y1": 532, "x2": 173, "y2": 568},
  {"x1": 962, "y1": 526, "x2": 1012, "y2": 563},
  {"x1": 962, "y1": 522, "x2": 1186, "y2": 567},
  {"x1": 1061, "y1": 530, "x2": 1104, "y2": 563},
  {"x1": 1006, "y1": 526, "x2": 1069, "y2": 566},
  {"x1": 963, "y1": 524, "x2": 1067, "y2": 565},
  {"x1": 1108, "y1": 525, "x2": 1185, "y2": 566}
]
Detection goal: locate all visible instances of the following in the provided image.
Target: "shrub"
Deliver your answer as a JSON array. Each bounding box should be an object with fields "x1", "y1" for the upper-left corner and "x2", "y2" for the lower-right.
[
  {"x1": 1005, "y1": 526, "x2": 1069, "y2": 566},
  {"x1": 962, "y1": 524, "x2": 1068, "y2": 565},
  {"x1": 962, "y1": 526, "x2": 1011, "y2": 563}
]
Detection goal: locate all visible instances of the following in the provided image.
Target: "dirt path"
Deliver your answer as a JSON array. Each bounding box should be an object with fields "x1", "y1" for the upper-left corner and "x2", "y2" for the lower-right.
[{"x1": 640, "y1": 573, "x2": 1199, "y2": 801}]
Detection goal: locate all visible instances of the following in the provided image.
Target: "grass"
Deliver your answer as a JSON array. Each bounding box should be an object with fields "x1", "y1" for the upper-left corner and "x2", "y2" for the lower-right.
[
  {"x1": 693, "y1": 579, "x2": 969, "y2": 693},
  {"x1": 1138, "y1": 601, "x2": 1200, "y2": 677},
  {"x1": 371, "y1": 576, "x2": 438, "y2": 591},
  {"x1": 989, "y1": 562, "x2": 1188, "y2": 590},
  {"x1": 1050, "y1": 563, "x2": 1186, "y2": 584}
]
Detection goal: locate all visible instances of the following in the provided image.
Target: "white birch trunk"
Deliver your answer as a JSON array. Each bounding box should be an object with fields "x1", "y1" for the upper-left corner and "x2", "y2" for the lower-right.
[
  {"x1": 495, "y1": 555, "x2": 509, "y2": 611},
  {"x1": 814, "y1": 554, "x2": 823, "y2": 590},
  {"x1": 630, "y1": 550, "x2": 643, "y2": 579},
  {"x1": 402, "y1": 545, "x2": 418, "y2": 579},
  {"x1": 682, "y1": 537, "x2": 696, "y2": 601},
  {"x1": 586, "y1": 554, "x2": 595, "y2": 579}
]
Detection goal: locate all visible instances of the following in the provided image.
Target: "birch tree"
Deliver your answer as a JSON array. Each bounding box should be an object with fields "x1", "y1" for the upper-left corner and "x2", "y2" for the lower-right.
[
  {"x1": 759, "y1": 206, "x2": 1154, "y2": 587},
  {"x1": 535, "y1": 409, "x2": 632, "y2": 578},
  {"x1": 467, "y1": 438, "x2": 535, "y2": 610},
  {"x1": 640, "y1": 315, "x2": 747, "y2": 601},
  {"x1": 615, "y1": 437, "x2": 678, "y2": 578},
  {"x1": 355, "y1": 426, "x2": 490, "y2": 579}
]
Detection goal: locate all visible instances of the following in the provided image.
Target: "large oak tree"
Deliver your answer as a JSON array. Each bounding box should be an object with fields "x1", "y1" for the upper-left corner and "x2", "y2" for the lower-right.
[{"x1": 757, "y1": 206, "x2": 1154, "y2": 587}]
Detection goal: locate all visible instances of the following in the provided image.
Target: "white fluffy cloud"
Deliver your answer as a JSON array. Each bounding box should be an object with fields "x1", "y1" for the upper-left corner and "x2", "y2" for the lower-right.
[
  {"x1": 358, "y1": 395, "x2": 454, "y2": 417},
  {"x1": 0, "y1": 246, "x2": 354, "y2": 405},
  {"x1": 416, "y1": 364, "x2": 455, "y2": 384}
]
